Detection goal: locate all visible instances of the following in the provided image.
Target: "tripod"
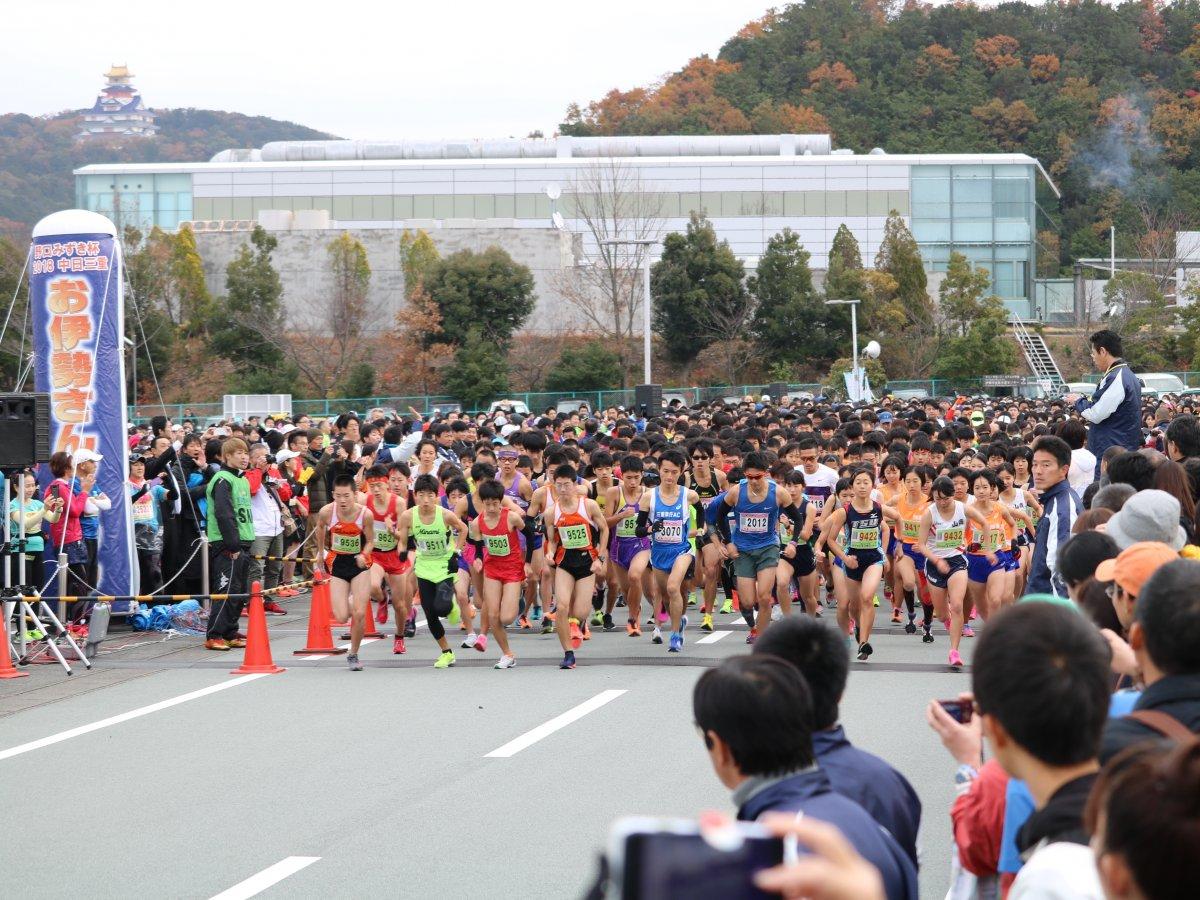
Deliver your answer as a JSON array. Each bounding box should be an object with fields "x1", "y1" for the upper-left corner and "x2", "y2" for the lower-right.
[{"x1": 3, "y1": 469, "x2": 90, "y2": 675}]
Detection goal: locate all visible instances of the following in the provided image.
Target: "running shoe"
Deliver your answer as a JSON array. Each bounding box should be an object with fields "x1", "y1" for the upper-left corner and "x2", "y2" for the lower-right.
[
  {"x1": 922, "y1": 628, "x2": 935, "y2": 644},
  {"x1": 948, "y1": 649, "x2": 964, "y2": 670},
  {"x1": 263, "y1": 601, "x2": 288, "y2": 615},
  {"x1": 668, "y1": 632, "x2": 683, "y2": 653},
  {"x1": 24, "y1": 629, "x2": 45, "y2": 642},
  {"x1": 541, "y1": 617, "x2": 555, "y2": 635},
  {"x1": 904, "y1": 621, "x2": 917, "y2": 635},
  {"x1": 602, "y1": 613, "x2": 616, "y2": 632},
  {"x1": 495, "y1": 655, "x2": 517, "y2": 670},
  {"x1": 626, "y1": 619, "x2": 637, "y2": 636},
  {"x1": 227, "y1": 638, "x2": 247, "y2": 648},
  {"x1": 681, "y1": 614, "x2": 688, "y2": 635},
  {"x1": 646, "y1": 613, "x2": 657, "y2": 625},
  {"x1": 872, "y1": 596, "x2": 879, "y2": 608},
  {"x1": 434, "y1": 650, "x2": 456, "y2": 669},
  {"x1": 891, "y1": 609, "x2": 902, "y2": 624},
  {"x1": 590, "y1": 609, "x2": 604, "y2": 627},
  {"x1": 204, "y1": 638, "x2": 230, "y2": 651},
  {"x1": 657, "y1": 610, "x2": 669, "y2": 624},
  {"x1": 461, "y1": 632, "x2": 478, "y2": 649},
  {"x1": 473, "y1": 633, "x2": 488, "y2": 653},
  {"x1": 745, "y1": 628, "x2": 758, "y2": 645},
  {"x1": 518, "y1": 614, "x2": 531, "y2": 630},
  {"x1": 448, "y1": 603, "x2": 461, "y2": 626},
  {"x1": 701, "y1": 613, "x2": 713, "y2": 632},
  {"x1": 375, "y1": 601, "x2": 388, "y2": 624},
  {"x1": 530, "y1": 605, "x2": 542, "y2": 621},
  {"x1": 404, "y1": 615, "x2": 416, "y2": 638},
  {"x1": 348, "y1": 653, "x2": 363, "y2": 671},
  {"x1": 687, "y1": 591, "x2": 697, "y2": 607},
  {"x1": 720, "y1": 598, "x2": 733, "y2": 614},
  {"x1": 856, "y1": 642, "x2": 873, "y2": 662},
  {"x1": 615, "y1": 595, "x2": 626, "y2": 607},
  {"x1": 393, "y1": 637, "x2": 406, "y2": 654},
  {"x1": 962, "y1": 624, "x2": 976, "y2": 638},
  {"x1": 569, "y1": 618, "x2": 584, "y2": 649},
  {"x1": 560, "y1": 650, "x2": 576, "y2": 670},
  {"x1": 771, "y1": 605, "x2": 783, "y2": 622},
  {"x1": 651, "y1": 626, "x2": 663, "y2": 644}
]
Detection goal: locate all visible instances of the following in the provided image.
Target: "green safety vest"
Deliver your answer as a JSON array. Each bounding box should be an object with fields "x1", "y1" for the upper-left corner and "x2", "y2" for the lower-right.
[{"x1": 206, "y1": 469, "x2": 255, "y2": 544}]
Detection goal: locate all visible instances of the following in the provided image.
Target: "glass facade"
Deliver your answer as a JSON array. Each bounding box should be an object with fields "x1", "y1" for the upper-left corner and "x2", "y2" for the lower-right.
[
  {"x1": 76, "y1": 173, "x2": 193, "y2": 231},
  {"x1": 910, "y1": 164, "x2": 1035, "y2": 316}
]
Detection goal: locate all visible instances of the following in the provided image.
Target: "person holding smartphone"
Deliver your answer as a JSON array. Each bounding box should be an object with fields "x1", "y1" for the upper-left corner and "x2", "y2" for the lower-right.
[{"x1": 44, "y1": 451, "x2": 92, "y2": 603}]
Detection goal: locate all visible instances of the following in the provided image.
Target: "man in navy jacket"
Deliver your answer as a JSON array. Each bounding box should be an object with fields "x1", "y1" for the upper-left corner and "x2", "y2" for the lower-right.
[
  {"x1": 1028, "y1": 435, "x2": 1080, "y2": 597},
  {"x1": 694, "y1": 655, "x2": 918, "y2": 900},
  {"x1": 1068, "y1": 329, "x2": 1142, "y2": 463},
  {"x1": 753, "y1": 617, "x2": 921, "y2": 865}
]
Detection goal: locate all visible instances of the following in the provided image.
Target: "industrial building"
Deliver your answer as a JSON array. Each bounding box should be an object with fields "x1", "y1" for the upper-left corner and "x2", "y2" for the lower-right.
[{"x1": 75, "y1": 134, "x2": 1063, "y2": 325}]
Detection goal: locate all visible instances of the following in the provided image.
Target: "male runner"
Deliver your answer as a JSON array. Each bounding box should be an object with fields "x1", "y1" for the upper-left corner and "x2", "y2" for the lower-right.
[
  {"x1": 314, "y1": 474, "x2": 376, "y2": 671},
  {"x1": 605, "y1": 454, "x2": 653, "y2": 637},
  {"x1": 361, "y1": 465, "x2": 411, "y2": 653},
  {"x1": 468, "y1": 479, "x2": 528, "y2": 669}
]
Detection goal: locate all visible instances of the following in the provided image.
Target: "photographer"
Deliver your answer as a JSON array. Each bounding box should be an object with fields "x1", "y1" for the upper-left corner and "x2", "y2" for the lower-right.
[{"x1": 245, "y1": 443, "x2": 288, "y2": 612}]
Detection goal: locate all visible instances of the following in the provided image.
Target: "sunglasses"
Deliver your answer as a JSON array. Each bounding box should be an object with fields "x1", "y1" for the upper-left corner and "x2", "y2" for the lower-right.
[
  {"x1": 691, "y1": 454, "x2": 710, "y2": 461},
  {"x1": 1105, "y1": 583, "x2": 1135, "y2": 602},
  {"x1": 746, "y1": 473, "x2": 766, "y2": 481}
]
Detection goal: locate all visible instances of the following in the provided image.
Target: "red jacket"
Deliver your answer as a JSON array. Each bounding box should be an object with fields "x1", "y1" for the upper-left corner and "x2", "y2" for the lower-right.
[{"x1": 951, "y1": 758, "x2": 1008, "y2": 877}]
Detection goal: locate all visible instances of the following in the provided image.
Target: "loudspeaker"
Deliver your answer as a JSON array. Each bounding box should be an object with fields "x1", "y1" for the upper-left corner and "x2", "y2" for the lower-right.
[
  {"x1": 768, "y1": 382, "x2": 790, "y2": 402},
  {"x1": 0, "y1": 393, "x2": 51, "y2": 469},
  {"x1": 634, "y1": 384, "x2": 662, "y2": 414}
]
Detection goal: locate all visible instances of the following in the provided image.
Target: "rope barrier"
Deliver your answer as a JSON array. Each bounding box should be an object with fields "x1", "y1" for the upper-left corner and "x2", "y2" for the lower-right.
[{"x1": 12, "y1": 579, "x2": 314, "y2": 604}]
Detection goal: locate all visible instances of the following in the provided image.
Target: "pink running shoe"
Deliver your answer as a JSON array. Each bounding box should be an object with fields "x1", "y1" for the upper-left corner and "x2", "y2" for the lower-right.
[
  {"x1": 473, "y1": 633, "x2": 488, "y2": 653},
  {"x1": 949, "y1": 649, "x2": 964, "y2": 669},
  {"x1": 962, "y1": 624, "x2": 975, "y2": 638}
]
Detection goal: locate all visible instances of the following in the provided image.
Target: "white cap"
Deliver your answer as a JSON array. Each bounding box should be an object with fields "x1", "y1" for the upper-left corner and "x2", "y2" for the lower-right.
[
  {"x1": 73, "y1": 448, "x2": 103, "y2": 465},
  {"x1": 493, "y1": 415, "x2": 508, "y2": 427},
  {"x1": 761, "y1": 394, "x2": 771, "y2": 403},
  {"x1": 501, "y1": 423, "x2": 520, "y2": 438},
  {"x1": 275, "y1": 449, "x2": 300, "y2": 464}
]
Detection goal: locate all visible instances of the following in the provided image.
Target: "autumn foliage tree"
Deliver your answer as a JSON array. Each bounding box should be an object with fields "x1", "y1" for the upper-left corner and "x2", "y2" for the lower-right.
[{"x1": 973, "y1": 35, "x2": 1022, "y2": 74}]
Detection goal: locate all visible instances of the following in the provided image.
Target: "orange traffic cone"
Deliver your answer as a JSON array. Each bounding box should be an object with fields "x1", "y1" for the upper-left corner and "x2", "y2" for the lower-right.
[
  {"x1": 231, "y1": 581, "x2": 285, "y2": 675},
  {"x1": 294, "y1": 575, "x2": 346, "y2": 656},
  {"x1": 0, "y1": 613, "x2": 29, "y2": 679}
]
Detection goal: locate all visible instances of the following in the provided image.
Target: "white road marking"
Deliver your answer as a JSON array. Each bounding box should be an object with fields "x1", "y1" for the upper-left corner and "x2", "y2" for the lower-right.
[
  {"x1": 208, "y1": 856, "x2": 320, "y2": 900},
  {"x1": 300, "y1": 654, "x2": 331, "y2": 660},
  {"x1": 696, "y1": 630, "x2": 732, "y2": 644},
  {"x1": 0, "y1": 674, "x2": 270, "y2": 763},
  {"x1": 337, "y1": 638, "x2": 380, "y2": 650},
  {"x1": 485, "y1": 689, "x2": 627, "y2": 758}
]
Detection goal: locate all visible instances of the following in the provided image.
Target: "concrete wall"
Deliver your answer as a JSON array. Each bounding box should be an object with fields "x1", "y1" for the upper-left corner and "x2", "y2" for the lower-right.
[{"x1": 193, "y1": 225, "x2": 579, "y2": 332}]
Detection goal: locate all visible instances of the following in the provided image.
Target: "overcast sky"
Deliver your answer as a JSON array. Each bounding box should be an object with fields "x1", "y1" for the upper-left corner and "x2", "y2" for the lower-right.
[{"x1": 2, "y1": 0, "x2": 797, "y2": 141}]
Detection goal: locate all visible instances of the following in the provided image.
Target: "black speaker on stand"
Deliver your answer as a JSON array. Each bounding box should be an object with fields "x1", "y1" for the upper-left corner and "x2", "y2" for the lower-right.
[
  {"x1": 0, "y1": 393, "x2": 51, "y2": 470},
  {"x1": 634, "y1": 384, "x2": 662, "y2": 416},
  {"x1": 767, "y1": 382, "x2": 790, "y2": 403}
]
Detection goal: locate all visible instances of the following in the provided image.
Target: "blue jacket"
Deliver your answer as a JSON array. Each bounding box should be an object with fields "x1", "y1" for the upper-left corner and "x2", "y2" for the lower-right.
[
  {"x1": 812, "y1": 726, "x2": 922, "y2": 867},
  {"x1": 1028, "y1": 477, "x2": 1079, "y2": 596},
  {"x1": 1074, "y1": 361, "x2": 1142, "y2": 459},
  {"x1": 737, "y1": 768, "x2": 918, "y2": 900}
]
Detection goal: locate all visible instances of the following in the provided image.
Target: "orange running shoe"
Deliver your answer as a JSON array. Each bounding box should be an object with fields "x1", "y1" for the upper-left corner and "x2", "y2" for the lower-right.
[{"x1": 568, "y1": 618, "x2": 583, "y2": 649}]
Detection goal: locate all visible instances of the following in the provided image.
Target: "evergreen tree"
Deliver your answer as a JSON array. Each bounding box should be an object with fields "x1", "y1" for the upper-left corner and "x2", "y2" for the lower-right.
[
  {"x1": 545, "y1": 343, "x2": 623, "y2": 392},
  {"x1": 208, "y1": 225, "x2": 287, "y2": 388},
  {"x1": 443, "y1": 327, "x2": 509, "y2": 410},
  {"x1": 933, "y1": 254, "x2": 1018, "y2": 378},
  {"x1": 651, "y1": 212, "x2": 748, "y2": 379},
  {"x1": 750, "y1": 228, "x2": 836, "y2": 368},
  {"x1": 171, "y1": 225, "x2": 214, "y2": 335},
  {"x1": 427, "y1": 246, "x2": 535, "y2": 348}
]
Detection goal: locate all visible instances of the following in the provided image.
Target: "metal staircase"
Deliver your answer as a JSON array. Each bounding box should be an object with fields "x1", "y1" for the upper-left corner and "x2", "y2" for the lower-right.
[{"x1": 1009, "y1": 318, "x2": 1065, "y2": 390}]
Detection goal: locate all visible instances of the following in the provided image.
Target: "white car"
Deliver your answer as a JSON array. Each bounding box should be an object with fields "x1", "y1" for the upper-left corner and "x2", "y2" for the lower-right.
[
  {"x1": 1138, "y1": 373, "x2": 1185, "y2": 396},
  {"x1": 487, "y1": 399, "x2": 530, "y2": 417}
]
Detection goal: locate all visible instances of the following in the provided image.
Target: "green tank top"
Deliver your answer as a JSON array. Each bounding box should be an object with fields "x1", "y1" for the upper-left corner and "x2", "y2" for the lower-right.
[
  {"x1": 205, "y1": 469, "x2": 254, "y2": 544},
  {"x1": 412, "y1": 505, "x2": 454, "y2": 583}
]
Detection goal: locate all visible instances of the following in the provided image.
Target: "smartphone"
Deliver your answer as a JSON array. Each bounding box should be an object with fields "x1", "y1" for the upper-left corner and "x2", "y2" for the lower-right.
[
  {"x1": 607, "y1": 817, "x2": 787, "y2": 900},
  {"x1": 938, "y1": 699, "x2": 973, "y2": 724}
]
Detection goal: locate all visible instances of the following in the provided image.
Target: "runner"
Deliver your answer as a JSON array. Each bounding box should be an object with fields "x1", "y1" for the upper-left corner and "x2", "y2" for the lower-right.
[
  {"x1": 687, "y1": 439, "x2": 727, "y2": 632},
  {"x1": 394, "y1": 474, "x2": 469, "y2": 669},
  {"x1": 543, "y1": 464, "x2": 608, "y2": 669},
  {"x1": 361, "y1": 465, "x2": 411, "y2": 654},
  {"x1": 915, "y1": 475, "x2": 995, "y2": 670},
  {"x1": 712, "y1": 451, "x2": 799, "y2": 644},
  {"x1": 314, "y1": 474, "x2": 376, "y2": 671},
  {"x1": 635, "y1": 448, "x2": 702, "y2": 652},
  {"x1": 468, "y1": 479, "x2": 527, "y2": 669},
  {"x1": 882, "y1": 464, "x2": 931, "y2": 637},
  {"x1": 604, "y1": 454, "x2": 652, "y2": 637},
  {"x1": 965, "y1": 469, "x2": 1023, "y2": 624},
  {"x1": 587, "y1": 450, "x2": 618, "y2": 629},
  {"x1": 776, "y1": 469, "x2": 817, "y2": 616},
  {"x1": 824, "y1": 467, "x2": 890, "y2": 661}
]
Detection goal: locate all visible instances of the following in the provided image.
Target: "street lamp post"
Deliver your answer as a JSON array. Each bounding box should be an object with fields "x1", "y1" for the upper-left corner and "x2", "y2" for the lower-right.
[
  {"x1": 825, "y1": 298, "x2": 861, "y2": 400},
  {"x1": 602, "y1": 237, "x2": 657, "y2": 385}
]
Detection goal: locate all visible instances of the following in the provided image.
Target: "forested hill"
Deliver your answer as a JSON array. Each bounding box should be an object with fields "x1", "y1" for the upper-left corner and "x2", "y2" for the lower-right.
[
  {"x1": 562, "y1": 0, "x2": 1200, "y2": 266},
  {"x1": 0, "y1": 109, "x2": 336, "y2": 235}
]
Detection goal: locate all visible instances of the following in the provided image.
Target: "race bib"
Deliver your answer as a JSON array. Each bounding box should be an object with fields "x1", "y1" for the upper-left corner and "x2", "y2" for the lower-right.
[
  {"x1": 132, "y1": 498, "x2": 154, "y2": 523},
  {"x1": 559, "y1": 523, "x2": 590, "y2": 550},
  {"x1": 374, "y1": 529, "x2": 397, "y2": 552},
  {"x1": 616, "y1": 513, "x2": 639, "y2": 538},
  {"x1": 657, "y1": 520, "x2": 684, "y2": 544},
  {"x1": 985, "y1": 528, "x2": 1004, "y2": 552},
  {"x1": 935, "y1": 526, "x2": 964, "y2": 550},
  {"x1": 486, "y1": 533, "x2": 512, "y2": 556},
  {"x1": 417, "y1": 533, "x2": 447, "y2": 555},
  {"x1": 849, "y1": 525, "x2": 879, "y2": 550},
  {"x1": 739, "y1": 512, "x2": 769, "y2": 534},
  {"x1": 901, "y1": 519, "x2": 920, "y2": 541},
  {"x1": 332, "y1": 531, "x2": 361, "y2": 555}
]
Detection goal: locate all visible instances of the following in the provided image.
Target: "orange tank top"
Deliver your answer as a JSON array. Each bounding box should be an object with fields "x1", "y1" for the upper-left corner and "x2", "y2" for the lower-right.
[
  {"x1": 896, "y1": 492, "x2": 928, "y2": 545},
  {"x1": 327, "y1": 506, "x2": 366, "y2": 560},
  {"x1": 548, "y1": 497, "x2": 597, "y2": 563},
  {"x1": 967, "y1": 504, "x2": 1005, "y2": 555}
]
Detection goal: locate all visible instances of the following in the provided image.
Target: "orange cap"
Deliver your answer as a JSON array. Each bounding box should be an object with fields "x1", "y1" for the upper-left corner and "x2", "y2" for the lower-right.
[{"x1": 1094, "y1": 541, "x2": 1179, "y2": 596}]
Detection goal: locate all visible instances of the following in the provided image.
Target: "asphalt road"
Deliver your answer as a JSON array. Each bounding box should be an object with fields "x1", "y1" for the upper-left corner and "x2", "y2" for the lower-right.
[{"x1": 0, "y1": 598, "x2": 972, "y2": 899}]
